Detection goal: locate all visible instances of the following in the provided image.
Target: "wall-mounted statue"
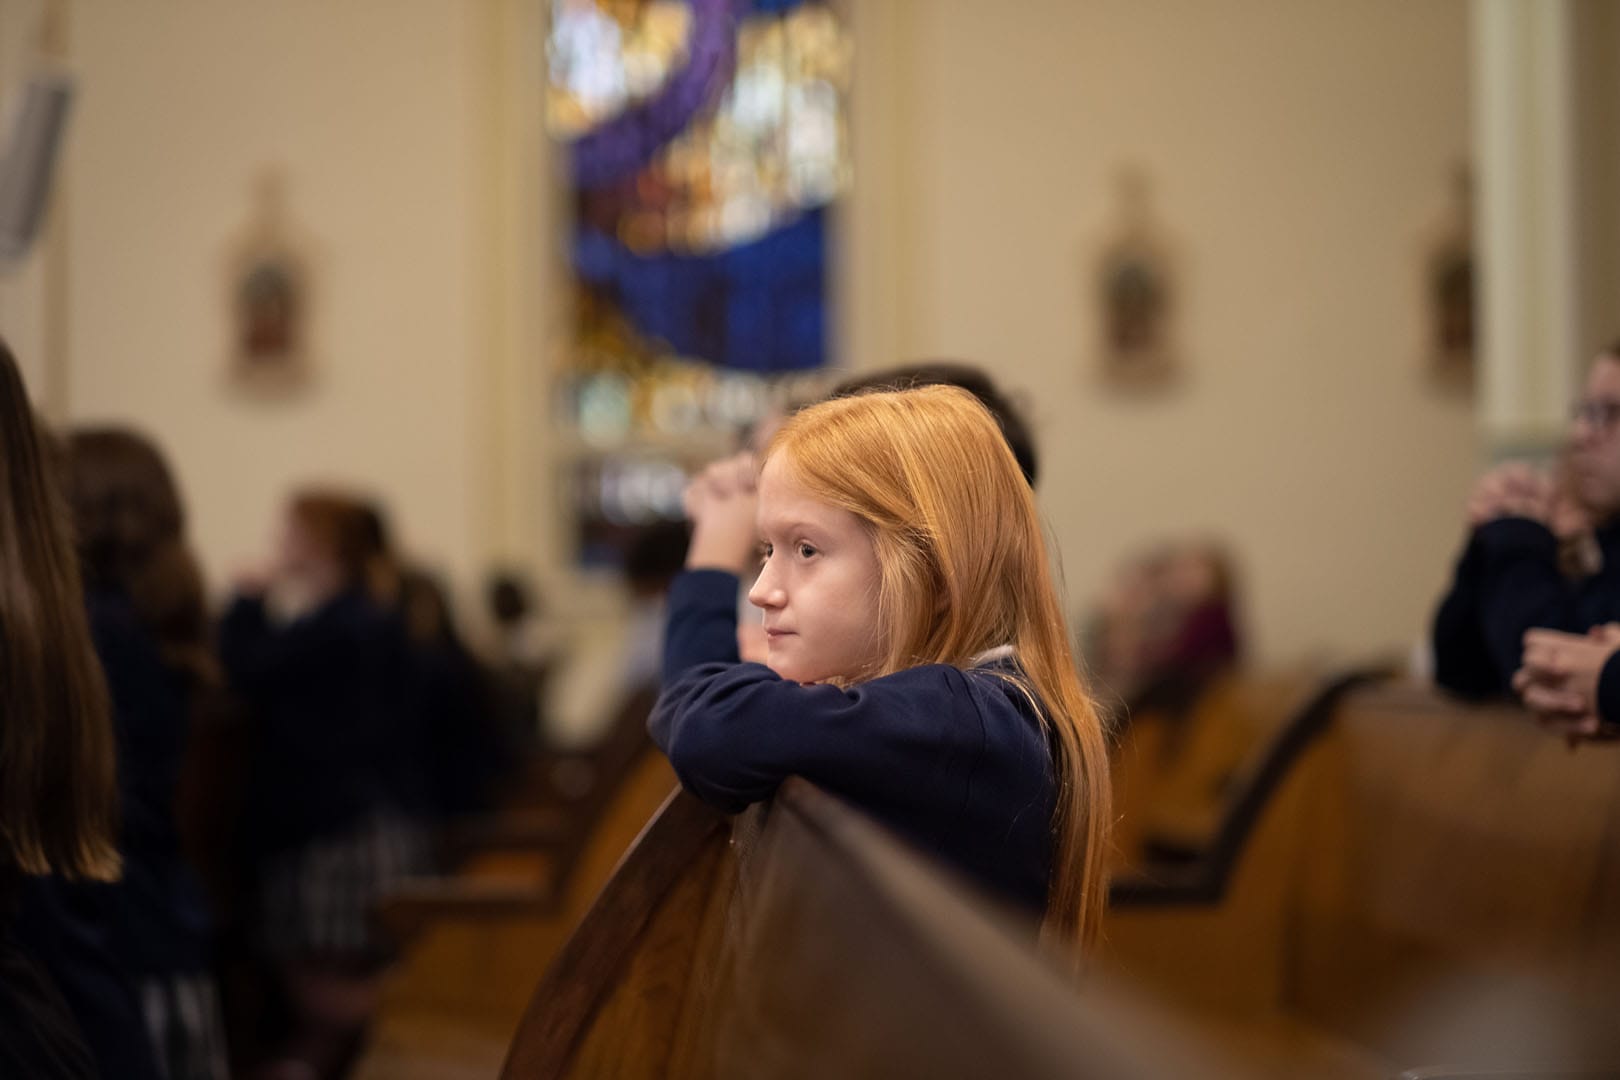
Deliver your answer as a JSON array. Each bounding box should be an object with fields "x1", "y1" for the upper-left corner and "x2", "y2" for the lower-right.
[
  {"x1": 1427, "y1": 162, "x2": 1474, "y2": 388},
  {"x1": 226, "y1": 169, "x2": 315, "y2": 396},
  {"x1": 1096, "y1": 166, "x2": 1178, "y2": 392}
]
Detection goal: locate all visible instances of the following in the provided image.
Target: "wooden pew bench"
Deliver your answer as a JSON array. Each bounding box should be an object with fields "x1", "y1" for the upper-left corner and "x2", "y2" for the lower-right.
[
  {"x1": 499, "y1": 778, "x2": 1244, "y2": 1080},
  {"x1": 352, "y1": 745, "x2": 679, "y2": 1079},
  {"x1": 1103, "y1": 677, "x2": 1620, "y2": 1078},
  {"x1": 1110, "y1": 667, "x2": 1327, "y2": 873},
  {"x1": 414, "y1": 687, "x2": 663, "y2": 917}
]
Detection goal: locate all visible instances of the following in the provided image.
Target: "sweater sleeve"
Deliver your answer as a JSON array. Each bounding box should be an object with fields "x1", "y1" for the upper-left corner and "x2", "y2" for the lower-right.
[
  {"x1": 1596, "y1": 650, "x2": 1620, "y2": 728},
  {"x1": 649, "y1": 660, "x2": 983, "y2": 814},
  {"x1": 1472, "y1": 517, "x2": 1580, "y2": 686},
  {"x1": 1430, "y1": 533, "x2": 1501, "y2": 698},
  {"x1": 662, "y1": 569, "x2": 743, "y2": 682}
]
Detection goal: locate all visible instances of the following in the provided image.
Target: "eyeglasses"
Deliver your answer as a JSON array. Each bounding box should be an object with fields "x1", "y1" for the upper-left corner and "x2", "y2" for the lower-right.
[{"x1": 1571, "y1": 398, "x2": 1620, "y2": 432}]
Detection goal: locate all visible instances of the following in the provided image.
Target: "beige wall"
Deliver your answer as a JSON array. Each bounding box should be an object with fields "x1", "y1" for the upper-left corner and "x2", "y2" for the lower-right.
[
  {"x1": 40, "y1": 0, "x2": 504, "y2": 604},
  {"x1": 4, "y1": 1, "x2": 1484, "y2": 666},
  {"x1": 0, "y1": 0, "x2": 54, "y2": 395},
  {"x1": 1575, "y1": 0, "x2": 1620, "y2": 364},
  {"x1": 846, "y1": 0, "x2": 1478, "y2": 666}
]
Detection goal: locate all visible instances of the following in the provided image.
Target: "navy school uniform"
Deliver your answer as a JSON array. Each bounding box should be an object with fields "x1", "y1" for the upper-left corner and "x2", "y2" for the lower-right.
[
  {"x1": 91, "y1": 588, "x2": 226, "y2": 1078},
  {"x1": 650, "y1": 569, "x2": 1057, "y2": 916},
  {"x1": 12, "y1": 875, "x2": 161, "y2": 1080},
  {"x1": 14, "y1": 588, "x2": 231, "y2": 1080},
  {"x1": 220, "y1": 588, "x2": 406, "y2": 859},
  {"x1": 86, "y1": 588, "x2": 215, "y2": 981},
  {"x1": 0, "y1": 872, "x2": 100, "y2": 1080},
  {"x1": 1432, "y1": 517, "x2": 1620, "y2": 702},
  {"x1": 220, "y1": 588, "x2": 429, "y2": 959}
]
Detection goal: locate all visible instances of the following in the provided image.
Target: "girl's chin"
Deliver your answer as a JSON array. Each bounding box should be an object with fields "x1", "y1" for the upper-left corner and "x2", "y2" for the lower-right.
[{"x1": 772, "y1": 661, "x2": 821, "y2": 685}]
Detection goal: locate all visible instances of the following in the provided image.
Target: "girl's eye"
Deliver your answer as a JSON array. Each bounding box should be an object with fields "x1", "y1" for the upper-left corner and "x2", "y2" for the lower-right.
[
  {"x1": 797, "y1": 542, "x2": 817, "y2": 559},
  {"x1": 759, "y1": 542, "x2": 773, "y2": 564}
]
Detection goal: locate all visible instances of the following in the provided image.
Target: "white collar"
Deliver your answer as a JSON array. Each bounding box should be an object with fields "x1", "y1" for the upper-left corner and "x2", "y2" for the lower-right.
[{"x1": 969, "y1": 644, "x2": 1016, "y2": 667}]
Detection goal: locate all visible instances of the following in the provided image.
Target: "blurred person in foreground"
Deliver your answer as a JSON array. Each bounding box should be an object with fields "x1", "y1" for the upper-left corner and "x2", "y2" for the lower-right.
[{"x1": 0, "y1": 337, "x2": 127, "y2": 1078}]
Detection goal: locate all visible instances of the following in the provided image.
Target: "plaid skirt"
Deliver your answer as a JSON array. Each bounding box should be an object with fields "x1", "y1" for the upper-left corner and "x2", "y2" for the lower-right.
[
  {"x1": 259, "y1": 810, "x2": 431, "y2": 961},
  {"x1": 138, "y1": 973, "x2": 228, "y2": 1080}
]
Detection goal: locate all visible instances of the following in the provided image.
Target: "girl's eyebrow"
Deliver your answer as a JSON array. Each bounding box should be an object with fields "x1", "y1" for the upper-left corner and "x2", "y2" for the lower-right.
[{"x1": 760, "y1": 518, "x2": 825, "y2": 538}]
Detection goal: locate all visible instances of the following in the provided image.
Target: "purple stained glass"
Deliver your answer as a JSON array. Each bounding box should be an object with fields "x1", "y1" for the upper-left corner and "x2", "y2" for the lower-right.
[{"x1": 568, "y1": 0, "x2": 739, "y2": 190}]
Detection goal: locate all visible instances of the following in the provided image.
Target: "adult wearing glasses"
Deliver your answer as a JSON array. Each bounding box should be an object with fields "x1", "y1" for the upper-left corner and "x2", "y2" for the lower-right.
[{"x1": 1432, "y1": 340, "x2": 1620, "y2": 732}]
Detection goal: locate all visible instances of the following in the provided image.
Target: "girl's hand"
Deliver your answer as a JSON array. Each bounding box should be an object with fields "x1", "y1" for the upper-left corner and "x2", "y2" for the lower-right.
[{"x1": 684, "y1": 452, "x2": 759, "y2": 577}]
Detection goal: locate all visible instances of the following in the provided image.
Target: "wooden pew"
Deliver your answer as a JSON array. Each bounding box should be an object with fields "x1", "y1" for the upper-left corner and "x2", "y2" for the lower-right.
[
  {"x1": 1103, "y1": 677, "x2": 1620, "y2": 1078},
  {"x1": 1291, "y1": 683, "x2": 1620, "y2": 1070},
  {"x1": 500, "y1": 778, "x2": 1242, "y2": 1080},
  {"x1": 369, "y1": 680, "x2": 660, "y2": 963},
  {"x1": 1109, "y1": 668, "x2": 1384, "y2": 907},
  {"x1": 418, "y1": 685, "x2": 663, "y2": 918},
  {"x1": 352, "y1": 744, "x2": 679, "y2": 1079},
  {"x1": 1109, "y1": 667, "x2": 1328, "y2": 873}
]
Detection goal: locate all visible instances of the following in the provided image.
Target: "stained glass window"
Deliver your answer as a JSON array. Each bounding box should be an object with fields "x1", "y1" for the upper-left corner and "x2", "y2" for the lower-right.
[{"x1": 547, "y1": 0, "x2": 850, "y2": 567}]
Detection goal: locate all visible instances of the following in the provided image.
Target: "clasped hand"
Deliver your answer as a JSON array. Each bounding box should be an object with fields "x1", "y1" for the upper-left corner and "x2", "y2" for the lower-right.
[{"x1": 1512, "y1": 625, "x2": 1620, "y2": 745}]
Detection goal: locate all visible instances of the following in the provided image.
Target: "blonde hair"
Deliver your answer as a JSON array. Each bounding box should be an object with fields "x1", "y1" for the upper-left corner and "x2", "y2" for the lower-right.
[{"x1": 766, "y1": 385, "x2": 1111, "y2": 958}]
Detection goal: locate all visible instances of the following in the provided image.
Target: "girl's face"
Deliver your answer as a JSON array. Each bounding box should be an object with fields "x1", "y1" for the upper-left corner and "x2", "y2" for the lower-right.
[
  {"x1": 276, "y1": 510, "x2": 340, "y2": 598},
  {"x1": 277, "y1": 511, "x2": 321, "y2": 580},
  {"x1": 748, "y1": 454, "x2": 885, "y2": 685}
]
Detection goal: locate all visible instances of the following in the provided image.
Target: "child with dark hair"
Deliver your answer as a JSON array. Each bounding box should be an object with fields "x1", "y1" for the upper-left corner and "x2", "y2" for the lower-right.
[
  {"x1": 356, "y1": 501, "x2": 511, "y2": 820},
  {"x1": 830, "y1": 361, "x2": 1040, "y2": 487},
  {"x1": 56, "y1": 426, "x2": 229, "y2": 1079},
  {"x1": 220, "y1": 491, "x2": 427, "y2": 1078}
]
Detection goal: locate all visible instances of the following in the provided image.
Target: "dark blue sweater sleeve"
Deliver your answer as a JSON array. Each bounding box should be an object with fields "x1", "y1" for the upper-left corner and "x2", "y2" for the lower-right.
[
  {"x1": 1472, "y1": 517, "x2": 1580, "y2": 684},
  {"x1": 1597, "y1": 652, "x2": 1620, "y2": 727},
  {"x1": 649, "y1": 659, "x2": 983, "y2": 813},
  {"x1": 1430, "y1": 533, "x2": 1501, "y2": 698},
  {"x1": 654, "y1": 568, "x2": 991, "y2": 814},
  {"x1": 662, "y1": 569, "x2": 742, "y2": 679}
]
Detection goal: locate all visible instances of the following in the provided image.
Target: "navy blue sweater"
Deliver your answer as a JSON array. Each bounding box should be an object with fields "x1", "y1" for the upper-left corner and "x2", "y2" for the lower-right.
[
  {"x1": 220, "y1": 589, "x2": 409, "y2": 855},
  {"x1": 13, "y1": 875, "x2": 159, "y2": 1080},
  {"x1": 87, "y1": 588, "x2": 212, "y2": 975},
  {"x1": 12, "y1": 591, "x2": 210, "y2": 1080},
  {"x1": 0, "y1": 873, "x2": 98, "y2": 1080},
  {"x1": 650, "y1": 569, "x2": 1056, "y2": 915},
  {"x1": 1432, "y1": 517, "x2": 1620, "y2": 720}
]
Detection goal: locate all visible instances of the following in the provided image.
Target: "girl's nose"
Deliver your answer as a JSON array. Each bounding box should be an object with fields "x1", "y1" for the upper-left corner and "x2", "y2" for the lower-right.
[{"x1": 748, "y1": 568, "x2": 784, "y2": 610}]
